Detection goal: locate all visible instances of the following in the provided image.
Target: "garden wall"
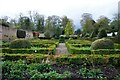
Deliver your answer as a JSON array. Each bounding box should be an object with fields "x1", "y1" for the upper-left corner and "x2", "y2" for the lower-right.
[{"x1": 0, "y1": 25, "x2": 33, "y2": 41}]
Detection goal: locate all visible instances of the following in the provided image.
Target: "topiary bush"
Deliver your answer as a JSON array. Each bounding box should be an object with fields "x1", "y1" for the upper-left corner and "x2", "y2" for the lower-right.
[
  {"x1": 9, "y1": 39, "x2": 31, "y2": 48},
  {"x1": 97, "y1": 29, "x2": 107, "y2": 38},
  {"x1": 91, "y1": 38, "x2": 114, "y2": 50},
  {"x1": 16, "y1": 29, "x2": 26, "y2": 38}
]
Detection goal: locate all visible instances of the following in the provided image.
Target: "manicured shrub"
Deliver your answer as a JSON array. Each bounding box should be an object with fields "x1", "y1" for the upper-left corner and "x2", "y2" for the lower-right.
[
  {"x1": 16, "y1": 29, "x2": 26, "y2": 38},
  {"x1": 59, "y1": 36, "x2": 65, "y2": 43},
  {"x1": 114, "y1": 43, "x2": 120, "y2": 49},
  {"x1": 9, "y1": 39, "x2": 31, "y2": 49},
  {"x1": 97, "y1": 29, "x2": 107, "y2": 38},
  {"x1": 91, "y1": 38, "x2": 114, "y2": 50}
]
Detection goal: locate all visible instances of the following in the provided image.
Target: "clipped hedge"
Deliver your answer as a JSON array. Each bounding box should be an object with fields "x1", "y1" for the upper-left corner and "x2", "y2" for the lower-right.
[
  {"x1": 2, "y1": 53, "x2": 48, "y2": 62},
  {"x1": 91, "y1": 38, "x2": 114, "y2": 50},
  {"x1": 9, "y1": 39, "x2": 31, "y2": 49},
  {"x1": 2, "y1": 43, "x2": 10, "y2": 48},
  {"x1": 67, "y1": 40, "x2": 92, "y2": 45},
  {"x1": 66, "y1": 40, "x2": 120, "y2": 54},
  {"x1": 55, "y1": 54, "x2": 120, "y2": 66},
  {"x1": 114, "y1": 43, "x2": 120, "y2": 49},
  {"x1": 31, "y1": 40, "x2": 59, "y2": 47},
  {"x1": 2, "y1": 45, "x2": 56, "y2": 54},
  {"x1": 1, "y1": 54, "x2": 120, "y2": 66},
  {"x1": 2, "y1": 40, "x2": 59, "y2": 54}
]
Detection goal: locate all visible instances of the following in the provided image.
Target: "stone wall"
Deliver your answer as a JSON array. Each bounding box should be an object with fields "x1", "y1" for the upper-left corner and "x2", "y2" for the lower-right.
[{"x1": 0, "y1": 25, "x2": 33, "y2": 41}]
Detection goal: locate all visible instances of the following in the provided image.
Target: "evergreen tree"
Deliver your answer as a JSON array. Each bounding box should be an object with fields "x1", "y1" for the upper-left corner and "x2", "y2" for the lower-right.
[{"x1": 65, "y1": 20, "x2": 74, "y2": 36}]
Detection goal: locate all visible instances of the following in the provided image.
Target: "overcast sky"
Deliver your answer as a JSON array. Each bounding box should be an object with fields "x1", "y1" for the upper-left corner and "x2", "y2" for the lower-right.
[{"x1": 0, "y1": 0, "x2": 119, "y2": 29}]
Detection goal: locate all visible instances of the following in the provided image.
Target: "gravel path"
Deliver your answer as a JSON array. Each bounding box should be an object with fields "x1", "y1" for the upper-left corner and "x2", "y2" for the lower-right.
[{"x1": 55, "y1": 43, "x2": 69, "y2": 55}]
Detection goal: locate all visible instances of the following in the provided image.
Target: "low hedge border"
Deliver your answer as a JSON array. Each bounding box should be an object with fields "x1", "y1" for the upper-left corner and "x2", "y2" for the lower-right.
[
  {"x1": 1, "y1": 54, "x2": 120, "y2": 66},
  {"x1": 2, "y1": 45, "x2": 56, "y2": 54},
  {"x1": 66, "y1": 42, "x2": 120, "y2": 54},
  {"x1": 55, "y1": 54, "x2": 120, "y2": 66},
  {"x1": 2, "y1": 41, "x2": 59, "y2": 48},
  {"x1": 2, "y1": 53, "x2": 48, "y2": 63}
]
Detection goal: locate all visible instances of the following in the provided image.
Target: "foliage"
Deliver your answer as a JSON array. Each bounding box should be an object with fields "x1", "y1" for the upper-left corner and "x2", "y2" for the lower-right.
[
  {"x1": 44, "y1": 30, "x2": 51, "y2": 38},
  {"x1": 54, "y1": 27, "x2": 63, "y2": 38},
  {"x1": 80, "y1": 13, "x2": 95, "y2": 34},
  {"x1": 91, "y1": 38, "x2": 114, "y2": 50},
  {"x1": 64, "y1": 20, "x2": 74, "y2": 36},
  {"x1": 77, "y1": 68, "x2": 103, "y2": 78},
  {"x1": 97, "y1": 29, "x2": 107, "y2": 38},
  {"x1": 116, "y1": 29, "x2": 120, "y2": 43},
  {"x1": 65, "y1": 40, "x2": 120, "y2": 54},
  {"x1": 44, "y1": 15, "x2": 62, "y2": 38},
  {"x1": 90, "y1": 28, "x2": 98, "y2": 38},
  {"x1": 96, "y1": 16, "x2": 110, "y2": 30},
  {"x1": 114, "y1": 43, "x2": 120, "y2": 49},
  {"x1": 16, "y1": 29, "x2": 26, "y2": 38},
  {"x1": 18, "y1": 16, "x2": 33, "y2": 30},
  {"x1": 59, "y1": 36, "x2": 65, "y2": 43},
  {"x1": 3, "y1": 40, "x2": 58, "y2": 54},
  {"x1": 0, "y1": 16, "x2": 10, "y2": 27},
  {"x1": 74, "y1": 28, "x2": 81, "y2": 36},
  {"x1": 3, "y1": 45, "x2": 56, "y2": 54},
  {"x1": 35, "y1": 14, "x2": 44, "y2": 33},
  {"x1": 110, "y1": 20, "x2": 119, "y2": 32},
  {"x1": 9, "y1": 39, "x2": 31, "y2": 49}
]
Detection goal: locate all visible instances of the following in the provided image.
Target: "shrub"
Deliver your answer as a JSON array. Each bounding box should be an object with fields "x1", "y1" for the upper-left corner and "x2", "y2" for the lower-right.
[
  {"x1": 9, "y1": 39, "x2": 31, "y2": 49},
  {"x1": 16, "y1": 29, "x2": 26, "y2": 38},
  {"x1": 97, "y1": 29, "x2": 107, "y2": 38},
  {"x1": 91, "y1": 38, "x2": 114, "y2": 50},
  {"x1": 115, "y1": 30, "x2": 120, "y2": 44},
  {"x1": 44, "y1": 31, "x2": 51, "y2": 39},
  {"x1": 114, "y1": 43, "x2": 120, "y2": 49},
  {"x1": 59, "y1": 36, "x2": 65, "y2": 43}
]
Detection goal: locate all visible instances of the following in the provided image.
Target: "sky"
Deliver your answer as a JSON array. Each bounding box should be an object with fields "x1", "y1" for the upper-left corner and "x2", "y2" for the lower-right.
[{"x1": 0, "y1": 0, "x2": 119, "y2": 29}]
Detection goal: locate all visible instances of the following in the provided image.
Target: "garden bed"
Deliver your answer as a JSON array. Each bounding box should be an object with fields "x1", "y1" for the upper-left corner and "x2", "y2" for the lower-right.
[{"x1": 66, "y1": 40, "x2": 120, "y2": 54}]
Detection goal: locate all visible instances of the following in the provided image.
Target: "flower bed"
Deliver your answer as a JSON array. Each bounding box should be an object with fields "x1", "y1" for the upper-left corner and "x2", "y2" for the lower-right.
[
  {"x1": 2, "y1": 54, "x2": 120, "y2": 79},
  {"x1": 2, "y1": 40, "x2": 59, "y2": 54},
  {"x1": 66, "y1": 40, "x2": 120, "y2": 54}
]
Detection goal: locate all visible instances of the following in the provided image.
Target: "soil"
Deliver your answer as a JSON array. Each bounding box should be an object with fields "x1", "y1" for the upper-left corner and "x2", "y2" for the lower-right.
[{"x1": 52, "y1": 64, "x2": 120, "y2": 79}]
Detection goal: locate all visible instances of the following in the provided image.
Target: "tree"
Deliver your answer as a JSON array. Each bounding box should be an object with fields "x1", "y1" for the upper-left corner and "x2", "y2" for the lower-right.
[
  {"x1": 74, "y1": 28, "x2": 81, "y2": 36},
  {"x1": 96, "y1": 16, "x2": 110, "y2": 30},
  {"x1": 44, "y1": 15, "x2": 62, "y2": 37},
  {"x1": 110, "y1": 20, "x2": 119, "y2": 32},
  {"x1": 32, "y1": 12, "x2": 45, "y2": 32},
  {"x1": 44, "y1": 16, "x2": 55, "y2": 37},
  {"x1": 114, "y1": 13, "x2": 120, "y2": 43},
  {"x1": 97, "y1": 29, "x2": 107, "y2": 38},
  {"x1": 90, "y1": 27, "x2": 99, "y2": 38},
  {"x1": 54, "y1": 27, "x2": 62, "y2": 38},
  {"x1": 80, "y1": 13, "x2": 95, "y2": 34},
  {"x1": 0, "y1": 16, "x2": 10, "y2": 27},
  {"x1": 18, "y1": 16, "x2": 33, "y2": 30},
  {"x1": 61, "y1": 16, "x2": 69, "y2": 34},
  {"x1": 65, "y1": 20, "x2": 74, "y2": 36},
  {"x1": 10, "y1": 18, "x2": 17, "y2": 28}
]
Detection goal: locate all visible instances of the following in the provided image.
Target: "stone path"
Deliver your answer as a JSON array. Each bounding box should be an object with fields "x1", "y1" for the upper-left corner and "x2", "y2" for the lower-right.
[{"x1": 55, "y1": 43, "x2": 69, "y2": 55}]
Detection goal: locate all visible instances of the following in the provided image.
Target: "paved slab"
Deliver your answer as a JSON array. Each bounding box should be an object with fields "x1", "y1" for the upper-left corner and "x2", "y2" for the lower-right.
[{"x1": 55, "y1": 43, "x2": 69, "y2": 55}]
